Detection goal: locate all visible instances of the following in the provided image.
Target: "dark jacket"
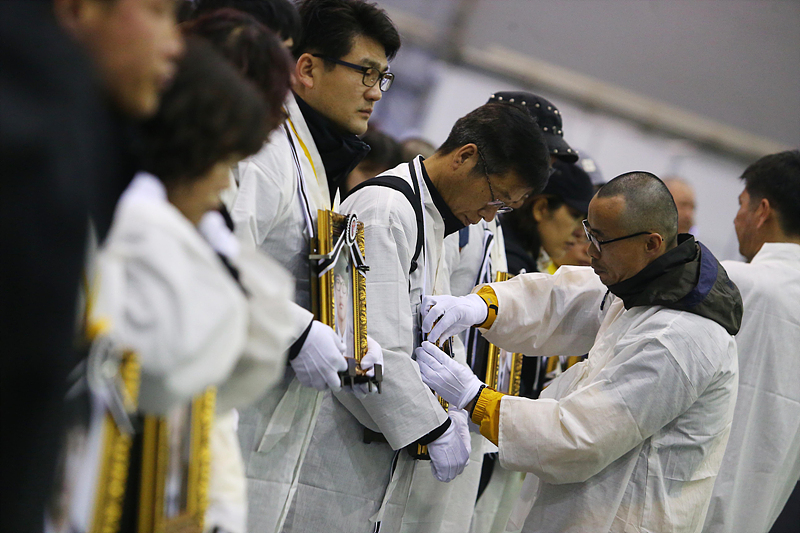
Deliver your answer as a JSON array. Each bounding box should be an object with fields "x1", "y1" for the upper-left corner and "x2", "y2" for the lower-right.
[{"x1": 608, "y1": 234, "x2": 743, "y2": 336}]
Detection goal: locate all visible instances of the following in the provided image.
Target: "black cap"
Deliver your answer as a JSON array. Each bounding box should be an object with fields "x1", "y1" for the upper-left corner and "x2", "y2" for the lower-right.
[
  {"x1": 542, "y1": 160, "x2": 595, "y2": 214},
  {"x1": 487, "y1": 91, "x2": 578, "y2": 163},
  {"x1": 576, "y1": 151, "x2": 606, "y2": 186}
]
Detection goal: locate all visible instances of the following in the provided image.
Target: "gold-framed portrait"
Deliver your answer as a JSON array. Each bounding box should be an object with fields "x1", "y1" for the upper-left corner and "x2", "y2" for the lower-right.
[
  {"x1": 138, "y1": 388, "x2": 215, "y2": 533},
  {"x1": 313, "y1": 209, "x2": 381, "y2": 390},
  {"x1": 57, "y1": 332, "x2": 141, "y2": 533},
  {"x1": 484, "y1": 272, "x2": 523, "y2": 396}
]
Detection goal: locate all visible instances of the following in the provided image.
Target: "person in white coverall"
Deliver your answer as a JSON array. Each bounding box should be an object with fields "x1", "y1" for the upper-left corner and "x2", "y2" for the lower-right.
[
  {"x1": 86, "y1": 39, "x2": 295, "y2": 533},
  {"x1": 225, "y1": 1, "x2": 397, "y2": 531},
  {"x1": 702, "y1": 150, "x2": 800, "y2": 533},
  {"x1": 317, "y1": 102, "x2": 550, "y2": 533},
  {"x1": 416, "y1": 172, "x2": 743, "y2": 533}
]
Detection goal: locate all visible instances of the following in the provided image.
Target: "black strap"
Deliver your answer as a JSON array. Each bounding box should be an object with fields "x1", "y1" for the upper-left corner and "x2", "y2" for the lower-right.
[{"x1": 346, "y1": 169, "x2": 424, "y2": 274}]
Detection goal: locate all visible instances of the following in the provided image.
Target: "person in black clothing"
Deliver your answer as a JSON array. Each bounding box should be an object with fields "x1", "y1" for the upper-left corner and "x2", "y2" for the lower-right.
[
  {"x1": 0, "y1": 3, "x2": 109, "y2": 531},
  {"x1": 0, "y1": 1, "x2": 181, "y2": 531}
]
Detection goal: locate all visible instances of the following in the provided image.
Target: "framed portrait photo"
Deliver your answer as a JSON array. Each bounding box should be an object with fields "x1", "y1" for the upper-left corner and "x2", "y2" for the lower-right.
[
  {"x1": 138, "y1": 388, "x2": 215, "y2": 533},
  {"x1": 314, "y1": 210, "x2": 381, "y2": 390},
  {"x1": 70, "y1": 334, "x2": 140, "y2": 533},
  {"x1": 484, "y1": 272, "x2": 523, "y2": 396}
]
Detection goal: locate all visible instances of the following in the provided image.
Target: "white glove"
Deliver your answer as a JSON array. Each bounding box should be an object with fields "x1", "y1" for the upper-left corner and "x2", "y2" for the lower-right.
[
  {"x1": 427, "y1": 410, "x2": 471, "y2": 482},
  {"x1": 290, "y1": 321, "x2": 348, "y2": 392},
  {"x1": 350, "y1": 335, "x2": 383, "y2": 399},
  {"x1": 415, "y1": 341, "x2": 483, "y2": 410},
  {"x1": 421, "y1": 294, "x2": 488, "y2": 346}
]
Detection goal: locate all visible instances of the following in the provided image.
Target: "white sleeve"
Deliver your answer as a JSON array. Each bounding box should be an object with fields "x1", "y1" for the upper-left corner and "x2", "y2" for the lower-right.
[
  {"x1": 481, "y1": 266, "x2": 608, "y2": 357},
  {"x1": 99, "y1": 224, "x2": 248, "y2": 415},
  {"x1": 498, "y1": 315, "x2": 732, "y2": 483},
  {"x1": 214, "y1": 248, "x2": 300, "y2": 412},
  {"x1": 334, "y1": 187, "x2": 448, "y2": 449},
  {"x1": 229, "y1": 134, "x2": 294, "y2": 250}
]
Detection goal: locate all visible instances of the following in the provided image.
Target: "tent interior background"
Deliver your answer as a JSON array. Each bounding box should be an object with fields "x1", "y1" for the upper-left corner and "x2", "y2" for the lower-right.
[{"x1": 368, "y1": 0, "x2": 800, "y2": 261}]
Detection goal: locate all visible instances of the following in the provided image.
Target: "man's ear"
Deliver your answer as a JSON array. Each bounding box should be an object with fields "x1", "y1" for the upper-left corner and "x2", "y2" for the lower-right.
[
  {"x1": 294, "y1": 53, "x2": 316, "y2": 90},
  {"x1": 644, "y1": 232, "x2": 664, "y2": 254},
  {"x1": 451, "y1": 143, "x2": 478, "y2": 172},
  {"x1": 754, "y1": 197, "x2": 771, "y2": 229}
]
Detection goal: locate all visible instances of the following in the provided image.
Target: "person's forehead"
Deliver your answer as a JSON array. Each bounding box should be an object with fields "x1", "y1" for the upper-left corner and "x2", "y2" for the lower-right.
[
  {"x1": 343, "y1": 35, "x2": 389, "y2": 70},
  {"x1": 587, "y1": 195, "x2": 626, "y2": 236}
]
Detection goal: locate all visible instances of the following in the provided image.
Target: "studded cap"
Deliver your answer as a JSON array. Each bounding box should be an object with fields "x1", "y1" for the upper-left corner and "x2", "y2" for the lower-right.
[{"x1": 487, "y1": 91, "x2": 578, "y2": 163}]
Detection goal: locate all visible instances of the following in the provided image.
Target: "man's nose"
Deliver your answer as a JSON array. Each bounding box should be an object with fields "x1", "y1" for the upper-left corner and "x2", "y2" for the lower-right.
[
  {"x1": 588, "y1": 241, "x2": 601, "y2": 259},
  {"x1": 365, "y1": 83, "x2": 382, "y2": 102},
  {"x1": 478, "y1": 204, "x2": 499, "y2": 223}
]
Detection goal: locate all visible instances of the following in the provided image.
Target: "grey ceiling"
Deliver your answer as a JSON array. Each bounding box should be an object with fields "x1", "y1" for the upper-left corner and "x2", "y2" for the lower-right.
[{"x1": 378, "y1": 0, "x2": 800, "y2": 148}]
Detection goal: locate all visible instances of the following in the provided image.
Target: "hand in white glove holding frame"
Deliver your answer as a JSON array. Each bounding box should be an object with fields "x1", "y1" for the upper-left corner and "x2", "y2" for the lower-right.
[
  {"x1": 290, "y1": 321, "x2": 348, "y2": 392},
  {"x1": 349, "y1": 335, "x2": 383, "y2": 399},
  {"x1": 414, "y1": 341, "x2": 484, "y2": 410},
  {"x1": 421, "y1": 294, "x2": 488, "y2": 346}
]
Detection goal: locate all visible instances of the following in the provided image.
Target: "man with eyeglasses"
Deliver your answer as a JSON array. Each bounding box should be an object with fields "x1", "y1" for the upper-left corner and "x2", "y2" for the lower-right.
[
  {"x1": 315, "y1": 103, "x2": 549, "y2": 533},
  {"x1": 414, "y1": 171, "x2": 742, "y2": 533},
  {"x1": 225, "y1": 1, "x2": 399, "y2": 531}
]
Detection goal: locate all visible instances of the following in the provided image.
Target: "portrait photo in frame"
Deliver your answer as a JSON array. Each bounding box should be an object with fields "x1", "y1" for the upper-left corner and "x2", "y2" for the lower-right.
[
  {"x1": 58, "y1": 333, "x2": 140, "y2": 533},
  {"x1": 138, "y1": 388, "x2": 215, "y2": 533},
  {"x1": 484, "y1": 272, "x2": 523, "y2": 396},
  {"x1": 313, "y1": 209, "x2": 381, "y2": 391}
]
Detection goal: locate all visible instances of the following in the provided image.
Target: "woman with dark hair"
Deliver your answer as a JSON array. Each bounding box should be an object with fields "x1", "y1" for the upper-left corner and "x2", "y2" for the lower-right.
[
  {"x1": 182, "y1": 8, "x2": 293, "y2": 132},
  {"x1": 93, "y1": 37, "x2": 296, "y2": 533},
  {"x1": 499, "y1": 160, "x2": 595, "y2": 403},
  {"x1": 502, "y1": 160, "x2": 595, "y2": 276}
]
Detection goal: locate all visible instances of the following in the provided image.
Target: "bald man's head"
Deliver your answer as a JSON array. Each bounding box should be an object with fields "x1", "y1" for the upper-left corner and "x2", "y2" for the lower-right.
[{"x1": 596, "y1": 172, "x2": 679, "y2": 248}]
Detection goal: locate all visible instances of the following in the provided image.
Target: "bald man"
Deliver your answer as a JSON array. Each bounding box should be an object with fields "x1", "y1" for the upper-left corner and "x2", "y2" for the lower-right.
[{"x1": 415, "y1": 172, "x2": 742, "y2": 532}]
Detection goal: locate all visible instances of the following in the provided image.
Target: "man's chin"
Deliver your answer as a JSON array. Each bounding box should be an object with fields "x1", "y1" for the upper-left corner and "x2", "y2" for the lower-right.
[{"x1": 592, "y1": 266, "x2": 610, "y2": 284}]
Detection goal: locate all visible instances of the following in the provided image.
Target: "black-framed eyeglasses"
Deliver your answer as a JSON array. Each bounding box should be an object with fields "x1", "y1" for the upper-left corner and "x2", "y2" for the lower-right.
[
  {"x1": 582, "y1": 219, "x2": 650, "y2": 252},
  {"x1": 311, "y1": 54, "x2": 394, "y2": 92},
  {"x1": 476, "y1": 150, "x2": 513, "y2": 213}
]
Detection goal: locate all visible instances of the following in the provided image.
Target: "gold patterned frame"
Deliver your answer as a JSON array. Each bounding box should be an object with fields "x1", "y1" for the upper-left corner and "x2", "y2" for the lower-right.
[
  {"x1": 314, "y1": 209, "x2": 369, "y2": 366},
  {"x1": 484, "y1": 272, "x2": 524, "y2": 396},
  {"x1": 88, "y1": 348, "x2": 140, "y2": 533},
  {"x1": 138, "y1": 388, "x2": 216, "y2": 533}
]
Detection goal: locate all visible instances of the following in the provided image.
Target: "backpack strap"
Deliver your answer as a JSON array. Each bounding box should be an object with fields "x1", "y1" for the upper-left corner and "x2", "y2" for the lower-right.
[{"x1": 347, "y1": 170, "x2": 424, "y2": 274}]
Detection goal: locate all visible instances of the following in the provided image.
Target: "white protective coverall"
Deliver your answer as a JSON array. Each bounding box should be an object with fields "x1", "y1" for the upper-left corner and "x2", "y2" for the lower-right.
[
  {"x1": 703, "y1": 243, "x2": 800, "y2": 533},
  {"x1": 95, "y1": 173, "x2": 294, "y2": 414},
  {"x1": 277, "y1": 157, "x2": 460, "y2": 533},
  {"x1": 475, "y1": 266, "x2": 738, "y2": 533},
  {"x1": 228, "y1": 94, "x2": 335, "y2": 532},
  {"x1": 92, "y1": 173, "x2": 295, "y2": 533}
]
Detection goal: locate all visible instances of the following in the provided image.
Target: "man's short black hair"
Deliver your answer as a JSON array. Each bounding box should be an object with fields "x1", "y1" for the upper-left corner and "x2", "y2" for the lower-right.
[
  {"x1": 596, "y1": 171, "x2": 679, "y2": 247},
  {"x1": 183, "y1": 9, "x2": 293, "y2": 131},
  {"x1": 193, "y1": 0, "x2": 301, "y2": 43},
  {"x1": 436, "y1": 103, "x2": 551, "y2": 193},
  {"x1": 293, "y1": 0, "x2": 400, "y2": 61},
  {"x1": 740, "y1": 150, "x2": 800, "y2": 237},
  {"x1": 140, "y1": 36, "x2": 269, "y2": 185}
]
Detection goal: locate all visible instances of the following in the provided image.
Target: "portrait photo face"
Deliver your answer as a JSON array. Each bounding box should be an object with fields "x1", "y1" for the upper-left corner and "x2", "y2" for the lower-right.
[
  {"x1": 333, "y1": 252, "x2": 355, "y2": 359},
  {"x1": 497, "y1": 349, "x2": 512, "y2": 394}
]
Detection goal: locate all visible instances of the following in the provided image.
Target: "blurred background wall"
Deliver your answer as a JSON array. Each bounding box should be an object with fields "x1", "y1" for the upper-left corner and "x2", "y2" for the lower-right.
[{"x1": 368, "y1": 0, "x2": 800, "y2": 260}]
